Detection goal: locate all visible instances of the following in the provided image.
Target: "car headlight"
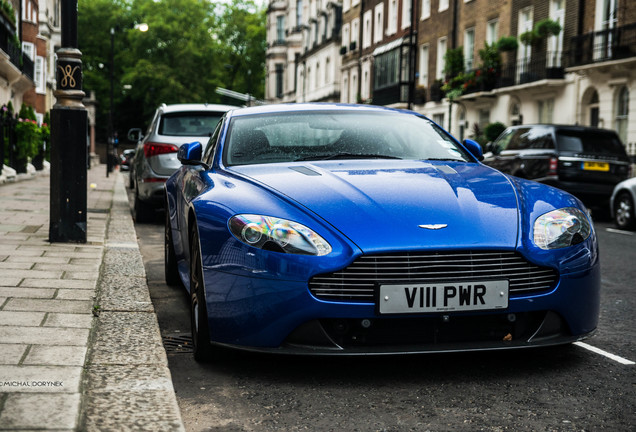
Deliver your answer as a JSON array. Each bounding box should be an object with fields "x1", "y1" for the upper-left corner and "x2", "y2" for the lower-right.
[
  {"x1": 229, "y1": 214, "x2": 332, "y2": 256},
  {"x1": 533, "y1": 207, "x2": 592, "y2": 250}
]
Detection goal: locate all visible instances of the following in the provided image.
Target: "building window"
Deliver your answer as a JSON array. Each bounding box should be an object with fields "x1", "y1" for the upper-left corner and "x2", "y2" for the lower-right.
[
  {"x1": 464, "y1": 28, "x2": 475, "y2": 71},
  {"x1": 538, "y1": 98, "x2": 554, "y2": 123},
  {"x1": 276, "y1": 15, "x2": 285, "y2": 43},
  {"x1": 418, "y1": 44, "x2": 429, "y2": 86},
  {"x1": 374, "y1": 3, "x2": 384, "y2": 44},
  {"x1": 325, "y1": 57, "x2": 331, "y2": 84},
  {"x1": 439, "y1": 0, "x2": 449, "y2": 12},
  {"x1": 296, "y1": 0, "x2": 303, "y2": 27},
  {"x1": 22, "y1": 42, "x2": 35, "y2": 61},
  {"x1": 478, "y1": 109, "x2": 490, "y2": 129},
  {"x1": 436, "y1": 37, "x2": 447, "y2": 80},
  {"x1": 342, "y1": 73, "x2": 349, "y2": 103},
  {"x1": 487, "y1": 19, "x2": 499, "y2": 46},
  {"x1": 388, "y1": 0, "x2": 398, "y2": 35},
  {"x1": 518, "y1": 6, "x2": 533, "y2": 80},
  {"x1": 433, "y1": 113, "x2": 445, "y2": 126},
  {"x1": 421, "y1": 0, "x2": 430, "y2": 19},
  {"x1": 363, "y1": 11, "x2": 372, "y2": 48},
  {"x1": 374, "y1": 49, "x2": 400, "y2": 90},
  {"x1": 343, "y1": 0, "x2": 351, "y2": 12},
  {"x1": 275, "y1": 64, "x2": 284, "y2": 98},
  {"x1": 548, "y1": 0, "x2": 565, "y2": 67},
  {"x1": 351, "y1": 18, "x2": 360, "y2": 50},
  {"x1": 402, "y1": 0, "x2": 412, "y2": 29},
  {"x1": 35, "y1": 56, "x2": 46, "y2": 94},
  {"x1": 342, "y1": 23, "x2": 350, "y2": 51},
  {"x1": 615, "y1": 86, "x2": 629, "y2": 144}
]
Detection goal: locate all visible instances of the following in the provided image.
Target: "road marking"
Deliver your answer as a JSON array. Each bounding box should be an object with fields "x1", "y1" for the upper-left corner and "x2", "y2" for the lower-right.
[
  {"x1": 574, "y1": 342, "x2": 635, "y2": 365},
  {"x1": 605, "y1": 228, "x2": 634, "y2": 236}
]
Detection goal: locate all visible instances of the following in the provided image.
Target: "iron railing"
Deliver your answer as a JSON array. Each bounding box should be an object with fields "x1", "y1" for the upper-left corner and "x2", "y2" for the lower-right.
[{"x1": 567, "y1": 23, "x2": 636, "y2": 67}]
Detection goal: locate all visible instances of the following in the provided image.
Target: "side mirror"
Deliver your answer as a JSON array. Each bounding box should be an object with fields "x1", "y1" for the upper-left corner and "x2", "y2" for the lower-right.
[
  {"x1": 463, "y1": 139, "x2": 484, "y2": 161},
  {"x1": 177, "y1": 142, "x2": 209, "y2": 169},
  {"x1": 127, "y1": 128, "x2": 143, "y2": 142}
]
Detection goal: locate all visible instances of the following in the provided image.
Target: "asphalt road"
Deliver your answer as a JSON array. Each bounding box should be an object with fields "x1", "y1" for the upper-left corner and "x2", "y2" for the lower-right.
[{"x1": 126, "y1": 179, "x2": 635, "y2": 431}]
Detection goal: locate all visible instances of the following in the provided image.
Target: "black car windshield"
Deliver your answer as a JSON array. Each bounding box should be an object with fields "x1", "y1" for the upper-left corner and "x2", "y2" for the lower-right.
[
  {"x1": 223, "y1": 111, "x2": 471, "y2": 166},
  {"x1": 159, "y1": 112, "x2": 225, "y2": 137}
]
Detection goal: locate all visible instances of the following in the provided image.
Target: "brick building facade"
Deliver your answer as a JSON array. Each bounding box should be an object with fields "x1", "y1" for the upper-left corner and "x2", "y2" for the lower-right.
[{"x1": 266, "y1": 0, "x2": 636, "y2": 157}]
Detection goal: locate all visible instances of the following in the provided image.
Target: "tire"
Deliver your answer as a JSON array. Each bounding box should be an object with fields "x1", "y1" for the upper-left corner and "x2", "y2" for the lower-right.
[
  {"x1": 189, "y1": 228, "x2": 215, "y2": 362},
  {"x1": 134, "y1": 190, "x2": 154, "y2": 223},
  {"x1": 614, "y1": 191, "x2": 635, "y2": 230},
  {"x1": 164, "y1": 203, "x2": 181, "y2": 286}
]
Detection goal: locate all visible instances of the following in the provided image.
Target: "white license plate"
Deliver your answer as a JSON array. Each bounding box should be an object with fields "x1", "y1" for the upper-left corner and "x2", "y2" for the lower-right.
[{"x1": 378, "y1": 280, "x2": 509, "y2": 314}]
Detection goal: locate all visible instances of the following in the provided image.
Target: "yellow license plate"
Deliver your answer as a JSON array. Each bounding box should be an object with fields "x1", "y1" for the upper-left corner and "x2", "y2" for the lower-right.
[{"x1": 582, "y1": 162, "x2": 610, "y2": 172}]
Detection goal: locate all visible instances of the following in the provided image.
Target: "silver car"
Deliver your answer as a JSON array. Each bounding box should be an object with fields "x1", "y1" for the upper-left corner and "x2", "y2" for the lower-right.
[
  {"x1": 129, "y1": 103, "x2": 235, "y2": 222},
  {"x1": 610, "y1": 176, "x2": 636, "y2": 230}
]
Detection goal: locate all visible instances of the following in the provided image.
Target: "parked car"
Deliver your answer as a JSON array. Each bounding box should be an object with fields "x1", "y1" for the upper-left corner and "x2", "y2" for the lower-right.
[
  {"x1": 610, "y1": 177, "x2": 636, "y2": 230},
  {"x1": 119, "y1": 149, "x2": 135, "y2": 171},
  {"x1": 165, "y1": 103, "x2": 600, "y2": 361},
  {"x1": 482, "y1": 124, "x2": 631, "y2": 208},
  {"x1": 129, "y1": 103, "x2": 235, "y2": 222}
]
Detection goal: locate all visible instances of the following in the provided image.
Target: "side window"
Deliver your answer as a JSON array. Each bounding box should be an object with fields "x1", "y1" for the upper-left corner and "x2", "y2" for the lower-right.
[
  {"x1": 203, "y1": 118, "x2": 225, "y2": 165},
  {"x1": 506, "y1": 128, "x2": 533, "y2": 150}
]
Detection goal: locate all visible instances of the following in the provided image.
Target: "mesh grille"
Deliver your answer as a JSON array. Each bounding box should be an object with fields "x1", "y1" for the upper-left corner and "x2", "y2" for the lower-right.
[{"x1": 309, "y1": 251, "x2": 558, "y2": 303}]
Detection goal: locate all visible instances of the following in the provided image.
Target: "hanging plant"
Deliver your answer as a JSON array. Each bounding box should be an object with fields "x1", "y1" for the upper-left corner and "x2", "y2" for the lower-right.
[
  {"x1": 496, "y1": 36, "x2": 518, "y2": 52},
  {"x1": 535, "y1": 18, "x2": 562, "y2": 38}
]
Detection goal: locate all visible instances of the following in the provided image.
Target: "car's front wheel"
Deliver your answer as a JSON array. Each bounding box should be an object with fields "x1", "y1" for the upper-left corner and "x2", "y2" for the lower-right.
[
  {"x1": 189, "y1": 228, "x2": 215, "y2": 361},
  {"x1": 614, "y1": 191, "x2": 635, "y2": 230}
]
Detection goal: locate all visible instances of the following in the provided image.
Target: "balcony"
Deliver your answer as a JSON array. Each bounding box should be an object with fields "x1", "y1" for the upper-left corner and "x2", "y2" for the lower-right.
[
  {"x1": 494, "y1": 53, "x2": 564, "y2": 90},
  {"x1": 567, "y1": 23, "x2": 636, "y2": 68},
  {"x1": 0, "y1": 12, "x2": 33, "y2": 86}
]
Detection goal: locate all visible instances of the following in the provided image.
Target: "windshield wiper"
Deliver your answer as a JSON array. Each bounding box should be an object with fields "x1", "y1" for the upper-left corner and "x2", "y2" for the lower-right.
[{"x1": 295, "y1": 153, "x2": 403, "y2": 161}]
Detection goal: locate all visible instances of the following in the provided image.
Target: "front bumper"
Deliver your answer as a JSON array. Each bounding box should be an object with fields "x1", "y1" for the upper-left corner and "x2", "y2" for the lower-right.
[{"x1": 201, "y1": 260, "x2": 600, "y2": 354}]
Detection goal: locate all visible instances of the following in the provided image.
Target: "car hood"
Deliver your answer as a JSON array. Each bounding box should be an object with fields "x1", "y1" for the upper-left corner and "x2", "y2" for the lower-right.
[{"x1": 229, "y1": 160, "x2": 520, "y2": 252}]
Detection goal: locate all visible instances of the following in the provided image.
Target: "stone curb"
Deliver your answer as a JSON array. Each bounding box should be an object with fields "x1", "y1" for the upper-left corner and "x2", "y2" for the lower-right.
[{"x1": 80, "y1": 173, "x2": 185, "y2": 431}]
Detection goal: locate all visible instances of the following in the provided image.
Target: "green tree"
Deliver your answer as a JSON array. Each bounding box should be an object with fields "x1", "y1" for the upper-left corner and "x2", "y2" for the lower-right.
[{"x1": 78, "y1": 0, "x2": 266, "y2": 141}]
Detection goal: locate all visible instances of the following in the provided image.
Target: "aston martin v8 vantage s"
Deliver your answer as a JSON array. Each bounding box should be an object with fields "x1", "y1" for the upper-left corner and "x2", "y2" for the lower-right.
[{"x1": 164, "y1": 103, "x2": 600, "y2": 361}]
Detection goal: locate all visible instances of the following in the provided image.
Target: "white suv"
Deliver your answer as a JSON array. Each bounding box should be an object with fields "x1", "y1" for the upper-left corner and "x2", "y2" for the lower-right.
[{"x1": 129, "y1": 103, "x2": 235, "y2": 222}]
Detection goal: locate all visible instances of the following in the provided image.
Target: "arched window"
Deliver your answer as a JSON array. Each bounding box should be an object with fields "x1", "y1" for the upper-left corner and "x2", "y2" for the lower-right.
[{"x1": 615, "y1": 86, "x2": 629, "y2": 143}]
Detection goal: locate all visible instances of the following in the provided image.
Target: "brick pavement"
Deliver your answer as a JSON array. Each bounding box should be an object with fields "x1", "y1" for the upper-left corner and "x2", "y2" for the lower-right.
[{"x1": 0, "y1": 167, "x2": 185, "y2": 431}]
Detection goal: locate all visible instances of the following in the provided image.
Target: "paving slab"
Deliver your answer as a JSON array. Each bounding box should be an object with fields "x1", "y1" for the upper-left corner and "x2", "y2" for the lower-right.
[{"x1": 0, "y1": 393, "x2": 80, "y2": 429}]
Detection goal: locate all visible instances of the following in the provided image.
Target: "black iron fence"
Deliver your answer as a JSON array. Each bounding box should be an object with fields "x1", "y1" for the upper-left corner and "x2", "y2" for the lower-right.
[{"x1": 567, "y1": 23, "x2": 636, "y2": 68}]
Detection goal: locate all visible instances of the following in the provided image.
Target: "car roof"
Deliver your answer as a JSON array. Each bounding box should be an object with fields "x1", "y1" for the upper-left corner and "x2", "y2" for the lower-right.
[
  {"x1": 225, "y1": 103, "x2": 417, "y2": 119},
  {"x1": 504, "y1": 124, "x2": 619, "y2": 135},
  {"x1": 159, "y1": 103, "x2": 238, "y2": 114}
]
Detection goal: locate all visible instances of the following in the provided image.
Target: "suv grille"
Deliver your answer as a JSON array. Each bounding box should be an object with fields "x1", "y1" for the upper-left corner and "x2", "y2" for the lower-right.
[{"x1": 309, "y1": 251, "x2": 558, "y2": 303}]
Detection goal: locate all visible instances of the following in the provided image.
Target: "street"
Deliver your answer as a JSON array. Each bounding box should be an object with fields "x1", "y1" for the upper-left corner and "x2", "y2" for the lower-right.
[{"x1": 126, "y1": 176, "x2": 635, "y2": 431}]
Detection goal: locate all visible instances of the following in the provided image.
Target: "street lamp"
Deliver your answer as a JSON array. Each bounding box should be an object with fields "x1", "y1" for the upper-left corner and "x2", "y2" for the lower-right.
[{"x1": 106, "y1": 23, "x2": 148, "y2": 177}]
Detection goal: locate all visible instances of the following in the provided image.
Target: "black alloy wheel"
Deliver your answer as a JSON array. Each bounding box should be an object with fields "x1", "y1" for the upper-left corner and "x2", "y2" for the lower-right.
[
  {"x1": 614, "y1": 191, "x2": 635, "y2": 230},
  {"x1": 164, "y1": 202, "x2": 181, "y2": 286},
  {"x1": 189, "y1": 228, "x2": 215, "y2": 361}
]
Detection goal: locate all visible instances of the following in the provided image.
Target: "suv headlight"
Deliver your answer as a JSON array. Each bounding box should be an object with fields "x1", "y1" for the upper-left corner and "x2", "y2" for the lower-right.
[
  {"x1": 533, "y1": 208, "x2": 592, "y2": 250},
  {"x1": 229, "y1": 214, "x2": 332, "y2": 256}
]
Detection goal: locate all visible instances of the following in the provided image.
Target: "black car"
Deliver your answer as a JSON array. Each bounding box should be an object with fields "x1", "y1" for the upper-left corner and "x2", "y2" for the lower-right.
[{"x1": 483, "y1": 125, "x2": 631, "y2": 207}]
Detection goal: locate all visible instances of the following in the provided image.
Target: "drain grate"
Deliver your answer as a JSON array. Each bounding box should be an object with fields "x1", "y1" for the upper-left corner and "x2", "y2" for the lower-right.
[{"x1": 162, "y1": 334, "x2": 194, "y2": 353}]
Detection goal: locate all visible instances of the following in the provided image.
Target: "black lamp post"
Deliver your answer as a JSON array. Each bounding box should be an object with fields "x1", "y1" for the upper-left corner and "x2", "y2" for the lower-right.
[{"x1": 49, "y1": 0, "x2": 88, "y2": 243}]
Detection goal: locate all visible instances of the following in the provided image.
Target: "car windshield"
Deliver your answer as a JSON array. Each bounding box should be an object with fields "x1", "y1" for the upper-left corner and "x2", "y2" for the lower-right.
[
  {"x1": 159, "y1": 112, "x2": 225, "y2": 137},
  {"x1": 556, "y1": 130, "x2": 627, "y2": 157},
  {"x1": 223, "y1": 110, "x2": 471, "y2": 166}
]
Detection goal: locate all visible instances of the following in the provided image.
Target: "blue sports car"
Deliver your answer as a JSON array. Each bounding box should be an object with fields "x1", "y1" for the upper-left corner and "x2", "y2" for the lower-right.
[{"x1": 164, "y1": 103, "x2": 600, "y2": 361}]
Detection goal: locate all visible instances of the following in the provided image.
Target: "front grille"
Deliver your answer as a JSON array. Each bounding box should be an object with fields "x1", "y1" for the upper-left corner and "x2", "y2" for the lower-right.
[{"x1": 309, "y1": 251, "x2": 558, "y2": 303}]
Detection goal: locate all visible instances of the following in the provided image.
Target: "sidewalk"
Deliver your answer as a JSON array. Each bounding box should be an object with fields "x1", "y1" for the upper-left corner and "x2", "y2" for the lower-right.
[{"x1": 0, "y1": 166, "x2": 185, "y2": 431}]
